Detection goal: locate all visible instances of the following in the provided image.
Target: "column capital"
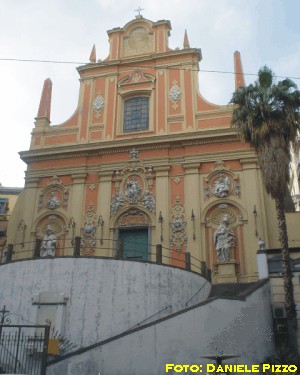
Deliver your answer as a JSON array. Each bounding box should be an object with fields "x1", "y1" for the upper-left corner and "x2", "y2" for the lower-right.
[
  {"x1": 182, "y1": 162, "x2": 200, "y2": 174},
  {"x1": 71, "y1": 172, "x2": 87, "y2": 183},
  {"x1": 154, "y1": 165, "x2": 170, "y2": 177}
]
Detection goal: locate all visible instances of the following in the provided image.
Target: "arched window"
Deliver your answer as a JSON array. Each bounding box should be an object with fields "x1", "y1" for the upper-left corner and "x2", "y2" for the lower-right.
[{"x1": 123, "y1": 96, "x2": 149, "y2": 133}]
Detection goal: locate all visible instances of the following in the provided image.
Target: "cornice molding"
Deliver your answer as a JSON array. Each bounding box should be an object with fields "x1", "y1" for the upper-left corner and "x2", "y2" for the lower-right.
[
  {"x1": 24, "y1": 148, "x2": 256, "y2": 181},
  {"x1": 20, "y1": 129, "x2": 239, "y2": 164},
  {"x1": 77, "y1": 48, "x2": 201, "y2": 75}
]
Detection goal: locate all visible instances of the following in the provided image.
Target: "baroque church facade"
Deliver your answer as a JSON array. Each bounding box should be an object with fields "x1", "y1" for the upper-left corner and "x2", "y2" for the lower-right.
[
  {"x1": 4, "y1": 15, "x2": 298, "y2": 374},
  {"x1": 9, "y1": 15, "x2": 274, "y2": 284}
]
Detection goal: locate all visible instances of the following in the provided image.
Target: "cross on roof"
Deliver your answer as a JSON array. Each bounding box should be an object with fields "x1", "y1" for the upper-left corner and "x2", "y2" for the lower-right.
[{"x1": 134, "y1": 6, "x2": 144, "y2": 16}]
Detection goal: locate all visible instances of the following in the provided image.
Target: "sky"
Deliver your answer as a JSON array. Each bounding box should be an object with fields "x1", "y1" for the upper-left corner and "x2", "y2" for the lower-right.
[{"x1": 0, "y1": 0, "x2": 299, "y2": 187}]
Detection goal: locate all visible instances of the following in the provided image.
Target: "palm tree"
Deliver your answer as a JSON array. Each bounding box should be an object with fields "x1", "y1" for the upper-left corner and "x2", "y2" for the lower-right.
[{"x1": 230, "y1": 66, "x2": 300, "y2": 345}]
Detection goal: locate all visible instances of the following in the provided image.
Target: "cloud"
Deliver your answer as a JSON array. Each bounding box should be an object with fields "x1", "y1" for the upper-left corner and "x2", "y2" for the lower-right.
[{"x1": 0, "y1": 0, "x2": 299, "y2": 186}]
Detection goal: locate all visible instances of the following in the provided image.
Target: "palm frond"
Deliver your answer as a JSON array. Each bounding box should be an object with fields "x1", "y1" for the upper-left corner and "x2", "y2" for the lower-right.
[
  {"x1": 258, "y1": 65, "x2": 274, "y2": 88},
  {"x1": 230, "y1": 66, "x2": 300, "y2": 194}
]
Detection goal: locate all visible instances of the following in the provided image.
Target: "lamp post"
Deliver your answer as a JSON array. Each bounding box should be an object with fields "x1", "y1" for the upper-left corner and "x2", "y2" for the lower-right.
[
  {"x1": 158, "y1": 211, "x2": 163, "y2": 242},
  {"x1": 191, "y1": 209, "x2": 196, "y2": 240},
  {"x1": 98, "y1": 215, "x2": 104, "y2": 245}
]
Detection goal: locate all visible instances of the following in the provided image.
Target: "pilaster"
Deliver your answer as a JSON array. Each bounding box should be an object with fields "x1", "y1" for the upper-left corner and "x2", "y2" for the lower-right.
[
  {"x1": 183, "y1": 163, "x2": 200, "y2": 260},
  {"x1": 155, "y1": 165, "x2": 170, "y2": 258},
  {"x1": 240, "y1": 158, "x2": 264, "y2": 279},
  {"x1": 71, "y1": 173, "x2": 87, "y2": 236},
  {"x1": 97, "y1": 170, "x2": 113, "y2": 254}
]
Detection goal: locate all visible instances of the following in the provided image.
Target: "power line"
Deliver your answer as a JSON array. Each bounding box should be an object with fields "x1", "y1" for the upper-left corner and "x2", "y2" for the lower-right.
[
  {"x1": 0, "y1": 57, "x2": 299, "y2": 81},
  {"x1": 0, "y1": 57, "x2": 84, "y2": 64}
]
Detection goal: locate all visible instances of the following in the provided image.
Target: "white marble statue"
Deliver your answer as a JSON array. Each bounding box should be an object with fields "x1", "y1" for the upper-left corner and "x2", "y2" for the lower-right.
[
  {"x1": 214, "y1": 214, "x2": 236, "y2": 262},
  {"x1": 40, "y1": 224, "x2": 57, "y2": 257}
]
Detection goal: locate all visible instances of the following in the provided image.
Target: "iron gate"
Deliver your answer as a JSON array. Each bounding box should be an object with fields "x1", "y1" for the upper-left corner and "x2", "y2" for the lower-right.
[{"x1": 0, "y1": 325, "x2": 49, "y2": 375}]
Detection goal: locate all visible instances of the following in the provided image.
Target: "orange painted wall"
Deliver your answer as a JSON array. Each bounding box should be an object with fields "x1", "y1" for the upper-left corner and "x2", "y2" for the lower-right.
[
  {"x1": 80, "y1": 84, "x2": 91, "y2": 141},
  {"x1": 84, "y1": 184, "x2": 99, "y2": 211},
  {"x1": 183, "y1": 70, "x2": 194, "y2": 129},
  {"x1": 106, "y1": 79, "x2": 116, "y2": 139},
  {"x1": 90, "y1": 130, "x2": 103, "y2": 141},
  {"x1": 45, "y1": 133, "x2": 77, "y2": 146},
  {"x1": 60, "y1": 109, "x2": 80, "y2": 128},
  {"x1": 197, "y1": 116, "x2": 232, "y2": 129},
  {"x1": 157, "y1": 72, "x2": 166, "y2": 133}
]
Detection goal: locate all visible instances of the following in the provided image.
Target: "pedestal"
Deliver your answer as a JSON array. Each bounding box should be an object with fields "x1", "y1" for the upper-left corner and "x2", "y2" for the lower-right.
[{"x1": 216, "y1": 260, "x2": 238, "y2": 283}]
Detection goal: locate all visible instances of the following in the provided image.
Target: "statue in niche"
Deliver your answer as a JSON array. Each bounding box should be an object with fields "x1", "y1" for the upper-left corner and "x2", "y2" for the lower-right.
[
  {"x1": 47, "y1": 191, "x2": 61, "y2": 209},
  {"x1": 125, "y1": 176, "x2": 142, "y2": 202},
  {"x1": 213, "y1": 175, "x2": 231, "y2": 198},
  {"x1": 214, "y1": 214, "x2": 236, "y2": 262},
  {"x1": 40, "y1": 224, "x2": 57, "y2": 257}
]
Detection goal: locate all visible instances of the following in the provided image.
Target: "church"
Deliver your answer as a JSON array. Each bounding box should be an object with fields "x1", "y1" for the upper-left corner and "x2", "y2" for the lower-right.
[{"x1": 3, "y1": 14, "x2": 300, "y2": 374}]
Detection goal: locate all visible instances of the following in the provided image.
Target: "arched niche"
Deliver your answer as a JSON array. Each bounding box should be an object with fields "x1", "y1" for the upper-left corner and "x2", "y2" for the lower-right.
[
  {"x1": 35, "y1": 214, "x2": 68, "y2": 256},
  {"x1": 204, "y1": 202, "x2": 247, "y2": 280}
]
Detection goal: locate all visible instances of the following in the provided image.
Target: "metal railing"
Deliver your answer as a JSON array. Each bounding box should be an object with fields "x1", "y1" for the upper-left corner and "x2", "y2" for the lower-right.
[{"x1": 0, "y1": 238, "x2": 211, "y2": 281}]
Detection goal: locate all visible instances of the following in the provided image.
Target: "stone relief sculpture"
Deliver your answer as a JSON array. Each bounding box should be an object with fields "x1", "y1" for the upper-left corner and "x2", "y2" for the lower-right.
[
  {"x1": 169, "y1": 195, "x2": 187, "y2": 252},
  {"x1": 169, "y1": 80, "x2": 181, "y2": 109},
  {"x1": 124, "y1": 176, "x2": 142, "y2": 202},
  {"x1": 170, "y1": 217, "x2": 185, "y2": 233},
  {"x1": 92, "y1": 91, "x2": 105, "y2": 118},
  {"x1": 47, "y1": 191, "x2": 61, "y2": 209},
  {"x1": 40, "y1": 225, "x2": 57, "y2": 257},
  {"x1": 110, "y1": 151, "x2": 155, "y2": 216},
  {"x1": 111, "y1": 193, "x2": 125, "y2": 214},
  {"x1": 213, "y1": 175, "x2": 231, "y2": 198},
  {"x1": 80, "y1": 202, "x2": 97, "y2": 256},
  {"x1": 214, "y1": 214, "x2": 236, "y2": 262},
  {"x1": 129, "y1": 147, "x2": 139, "y2": 159},
  {"x1": 142, "y1": 191, "x2": 155, "y2": 212},
  {"x1": 203, "y1": 161, "x2": 240, "y2": 200},
  {"x1": 82, "y1": 220, "x2": 96, "y2": 238},
  {"x1": 38, "y1": 176, "x2": 69, "y2": 210}
]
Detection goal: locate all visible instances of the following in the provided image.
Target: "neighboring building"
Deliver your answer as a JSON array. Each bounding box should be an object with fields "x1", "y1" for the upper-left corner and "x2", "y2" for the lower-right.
[
  {"x1": 290, "y1": 138, "x2": 300, "y2": 211},
  {"x1": 0, "y1": 184, "x2": 23, "y2": 260},
  {"x1": 2, "y1": 15, "x2": 300, "y2": 374}
]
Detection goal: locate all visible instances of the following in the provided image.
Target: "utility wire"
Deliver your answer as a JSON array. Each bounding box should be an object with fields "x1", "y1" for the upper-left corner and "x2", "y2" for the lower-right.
[{"x1": 0, "y1": 57, "x2": 299, "y2": 81}]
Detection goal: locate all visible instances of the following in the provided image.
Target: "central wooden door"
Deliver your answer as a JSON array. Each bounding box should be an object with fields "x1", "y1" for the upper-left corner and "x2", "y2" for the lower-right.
[{"x1": 119, "y1": 228, "x2": 149, "y2": 260}]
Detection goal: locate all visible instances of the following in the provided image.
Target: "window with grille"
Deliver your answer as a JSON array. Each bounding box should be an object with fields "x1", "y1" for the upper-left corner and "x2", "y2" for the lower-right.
[{"x1": 123, "y1": 97, "x2": 149, "y2": 133}]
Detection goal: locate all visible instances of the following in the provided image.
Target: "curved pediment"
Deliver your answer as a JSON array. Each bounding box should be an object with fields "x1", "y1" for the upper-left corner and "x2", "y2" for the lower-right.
[
  {"x1": 117, "y1": 68, "x2": 155, "y2": 88},
  {"x1": 107, "y1": 17, "x2": 171, "y2": 60},
  {"x1": 122, "y1": 17, "x2": 155, "y2": 34}
]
